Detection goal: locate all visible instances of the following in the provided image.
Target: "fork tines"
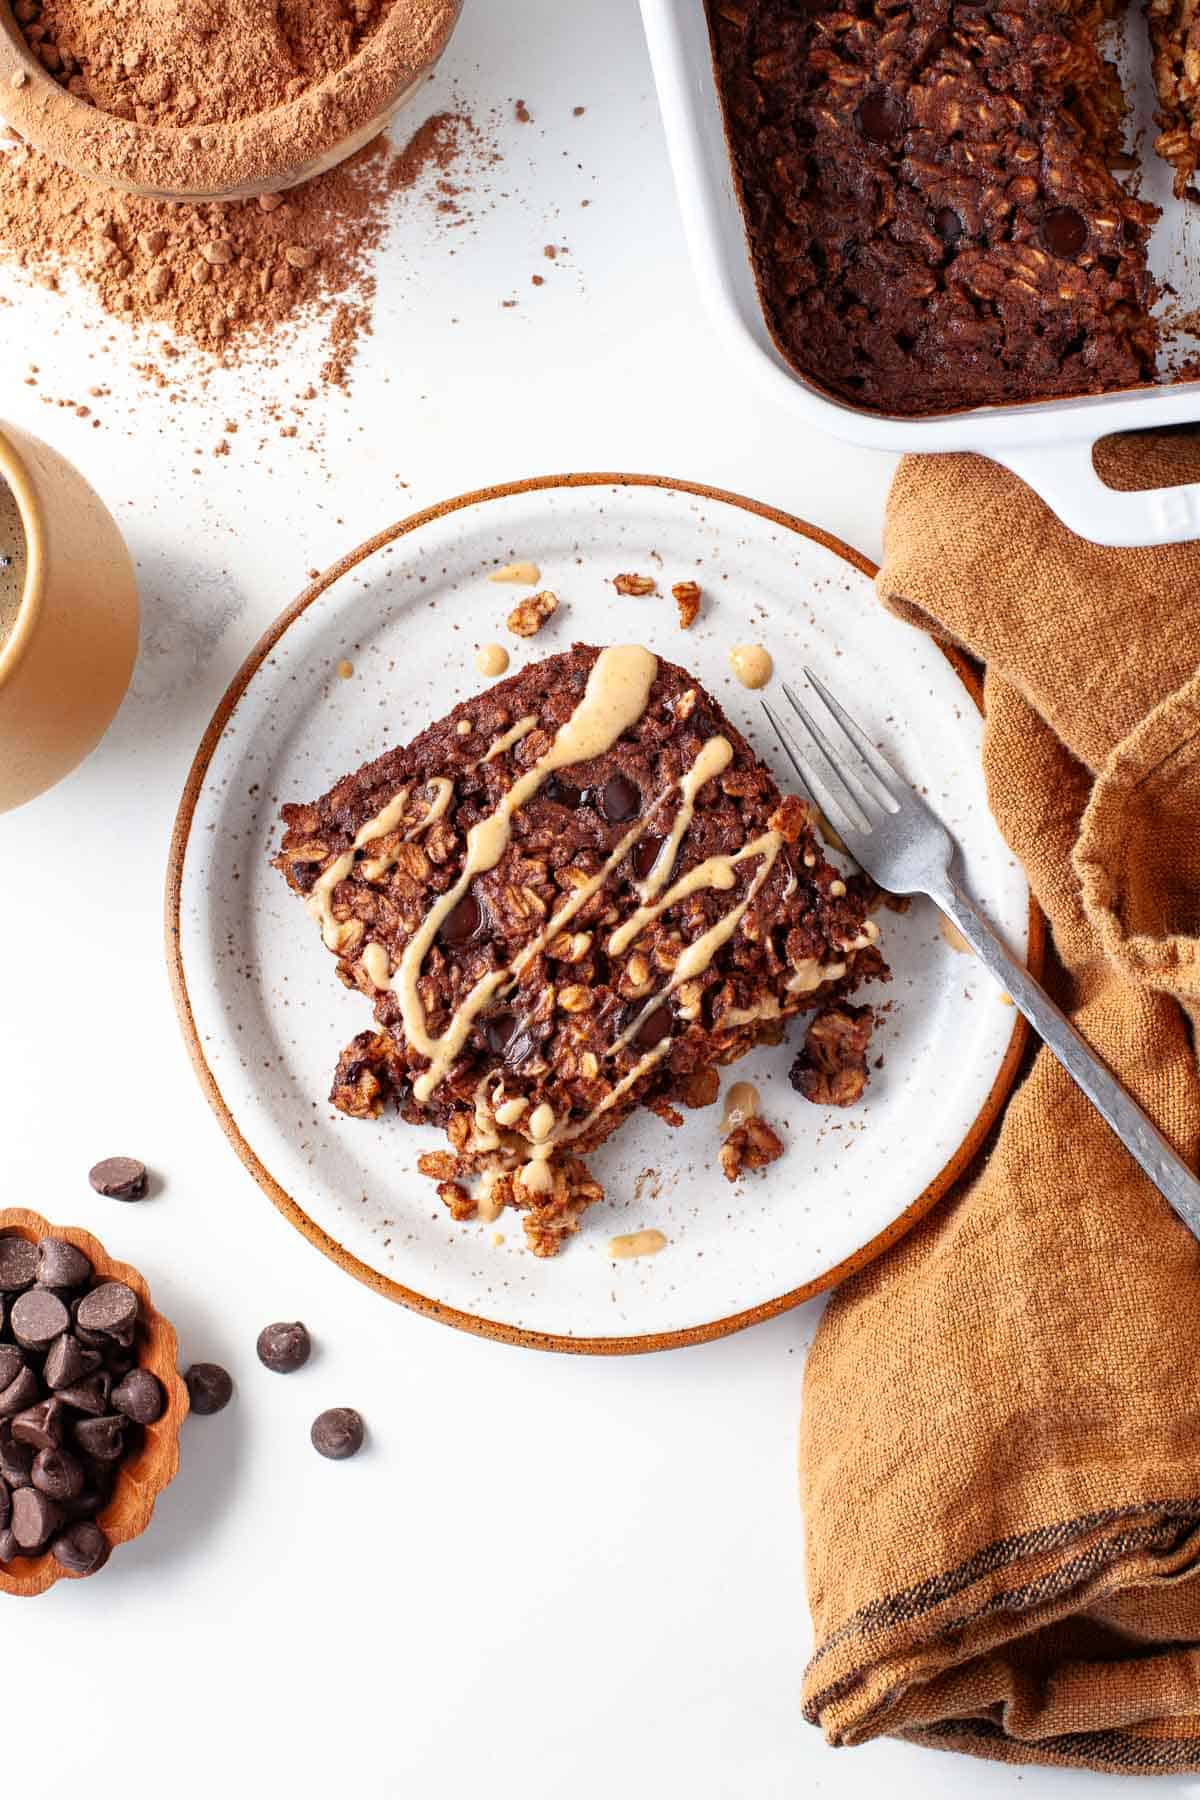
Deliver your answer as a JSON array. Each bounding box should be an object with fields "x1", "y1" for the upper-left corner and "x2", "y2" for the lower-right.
[{"x1": 762, "y1": 669, "x2": 901, "y2": 843}]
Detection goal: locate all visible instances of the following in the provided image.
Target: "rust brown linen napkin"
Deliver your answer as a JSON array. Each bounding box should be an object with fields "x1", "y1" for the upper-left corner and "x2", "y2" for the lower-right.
[{"x1": 800, "y1": 432, "x2": 1200, "y2": 1776}]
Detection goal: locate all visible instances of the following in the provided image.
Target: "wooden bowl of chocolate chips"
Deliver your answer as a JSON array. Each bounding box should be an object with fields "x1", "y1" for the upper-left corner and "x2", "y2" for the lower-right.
[{"x1": 0, "y1": 1209, "x2": 188, "y2": 1594}]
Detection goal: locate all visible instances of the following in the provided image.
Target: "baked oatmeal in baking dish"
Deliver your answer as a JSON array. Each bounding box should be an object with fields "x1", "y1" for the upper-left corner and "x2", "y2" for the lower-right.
[{"x1": 274, "y1": 643, "x2": 886, "y2": 1254}]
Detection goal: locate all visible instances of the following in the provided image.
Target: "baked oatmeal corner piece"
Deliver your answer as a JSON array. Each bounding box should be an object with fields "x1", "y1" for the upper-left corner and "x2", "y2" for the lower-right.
[{"x1": 790, "y1": 1002, "x2": 875, "y2": 1107}]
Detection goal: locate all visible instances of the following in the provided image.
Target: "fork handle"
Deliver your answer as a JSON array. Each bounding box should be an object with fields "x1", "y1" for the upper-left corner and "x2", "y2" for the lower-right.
[{"x1": 935, "y1": 876, "x2": 1200, "y2": 1243}]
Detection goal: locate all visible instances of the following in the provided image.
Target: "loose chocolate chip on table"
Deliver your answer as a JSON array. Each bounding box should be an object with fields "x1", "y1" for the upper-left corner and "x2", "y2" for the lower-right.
[
  {"x1": 11, "y1": 1287, "x2": 70, "y2": 1351},
  {"x1": 185, "y1": 1363, "x2": 233, "y2": 1416},
  {"x1": 257, "y1": 1321, "x2": 311, "y2": 1374},
  {"x1": 72, "y1": 1415, "x2": 126, "y2": 1462},
  {"x1": 55, "y1": 1373, "x2": 110, "y2": 1417},
  {"x1": 0, "y1": 1366, "x2": 39, "y2": 1419},
  {"x1": 0, "y1": 1345, "x2": 24, "y2": 1392},
  {"x1": 88, "y1": 1156, "x2": 148, "y2": 1201},
  {"x1": 1042, "y1": 205, "x2": 1088, "y2": 258},
  {"x1": 599, "y1": 773, "x2": 640, "y2": 822},
  {"x1": 11, "y1": 1486, "x2": 62, "y2": 1550},
  {"x1": 311, "y1": 1407, "x2": 365, "y2": 1461},
  {"x1": 32, "y1": 1447, "x2": 84, "y2": 1502},
  {"x1": 12, "y1": 1399, "x2": 65, "y2": 1451},
  {"x1": 52, "y1": 1520, "x2": 109, "y2": 1576},
  {"x1": 111, "y1": 1368, "x2": 165, "y2": 1424},
  {"x1": 36, "y1": 1239, "x2": 92, "y2": 1289},
  {"x1": 0, "y1": 1238, "x2": 37, "y2": 1291},
  {"x1": 438, "y1": 891, "x2": 485, "y2": 947},
  {"x1": 44, "y1": 1334, "x2": 101, "y2": 1391},
  {"x1": 76, "y1": 1281, "x2": 138, "y2": 1337}
]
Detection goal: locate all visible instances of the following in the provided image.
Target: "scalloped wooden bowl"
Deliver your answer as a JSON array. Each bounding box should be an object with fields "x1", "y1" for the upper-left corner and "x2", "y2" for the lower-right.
[{"x1": 0, "y1": 1210, "x2": 188, "y2": 1596}]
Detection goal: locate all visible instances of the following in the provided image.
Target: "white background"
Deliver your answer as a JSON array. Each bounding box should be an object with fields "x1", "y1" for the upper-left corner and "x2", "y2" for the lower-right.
[{"x1": 0, "y1": 2, "x2": 1186, "y2": 1797}]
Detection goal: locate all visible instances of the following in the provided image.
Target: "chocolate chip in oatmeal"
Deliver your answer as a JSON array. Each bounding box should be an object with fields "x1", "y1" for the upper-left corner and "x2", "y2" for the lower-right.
[
  {"x1": 438, "y1": 892, "x2": 485, "y2": 947},
  {"x1": 1042, "y1": 206, "x2": 1088, "y2": 258}
]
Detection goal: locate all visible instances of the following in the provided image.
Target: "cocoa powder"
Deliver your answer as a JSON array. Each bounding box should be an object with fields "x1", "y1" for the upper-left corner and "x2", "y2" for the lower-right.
[
  {"x1": 0, "y1": 111, "x2": 481, "y2": 385},
  {"x1": 16, "y1": 0, "x2": 399, "y2": 128}
]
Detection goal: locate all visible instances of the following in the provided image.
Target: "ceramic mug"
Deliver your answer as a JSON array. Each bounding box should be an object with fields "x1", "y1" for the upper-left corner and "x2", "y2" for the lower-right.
[{"x1": 0, "y1": 422, "x2": 138, "y2": 812}]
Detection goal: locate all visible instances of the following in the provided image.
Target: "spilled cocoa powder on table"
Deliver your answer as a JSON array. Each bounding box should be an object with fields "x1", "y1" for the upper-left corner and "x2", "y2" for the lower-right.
[
  {"x1": 0, "y1": 111, "x2": 485, "y2": 386},
  {"x1": 16, "y1": 0, "x2": 400, "y2": 127}
]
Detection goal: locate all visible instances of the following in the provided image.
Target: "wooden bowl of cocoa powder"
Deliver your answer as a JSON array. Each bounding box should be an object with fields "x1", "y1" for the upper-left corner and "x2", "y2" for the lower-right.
[{"x1": 0, "y1": 0, "x2": 462, "y2": 202}]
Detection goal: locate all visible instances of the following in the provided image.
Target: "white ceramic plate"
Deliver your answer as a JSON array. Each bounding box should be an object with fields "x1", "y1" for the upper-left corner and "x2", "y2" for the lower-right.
[{"x1": 168, "y1": 475, "x2": 1034, "y2": 1353}]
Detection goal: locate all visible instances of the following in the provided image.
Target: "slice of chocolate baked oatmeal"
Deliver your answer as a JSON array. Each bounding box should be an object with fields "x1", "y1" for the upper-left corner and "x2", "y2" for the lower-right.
[{"x1": 274, "y1": 644, "x2": 886, "y2": 1254}]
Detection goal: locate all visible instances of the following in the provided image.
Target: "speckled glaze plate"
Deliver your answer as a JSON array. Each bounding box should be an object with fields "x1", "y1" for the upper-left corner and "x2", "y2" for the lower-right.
[{"x1": 167, "y1": 475, "x2": 1037, "y2": 1353}]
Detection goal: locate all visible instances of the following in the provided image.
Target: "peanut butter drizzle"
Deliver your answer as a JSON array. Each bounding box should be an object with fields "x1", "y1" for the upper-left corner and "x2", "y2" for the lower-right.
[
  {"x1": 475, "y1": 643, "x2": 510, "y2": 678},
  {"x1": 400, "y1": 646, "x2": 659, "y2": 1103},
  {"x1": 482, "y1": 715, "x2": 537, "y2": 763},
  {"x1": 360, "y1": 778, "x2": 453, "y2": 881},
  {"x1": 488, "y1": 561, "x2": 541, "y2": 585},
  {"x1": 729, "y1": 643, "x2": 773, "y2": 689},
  {"x1": 360, "y1": 942, "x2": 391, "y2": 990},
  {"x1": 721, "y1": 1081, "x2": 760, "y2": 1137},
  {"x1": 608, "y1": 1229, "x2": 667, "y2": 1260},
  {"x1": 635, "y1": 735, "x2": 733, "y2": 903},
  {"x1": 608, "y1": 831, "x2": 782, "y2": 960}
]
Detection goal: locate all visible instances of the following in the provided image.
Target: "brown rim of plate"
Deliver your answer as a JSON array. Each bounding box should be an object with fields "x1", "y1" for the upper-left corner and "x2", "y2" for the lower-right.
[
  {"x1": 164, "y1": 472, "x2": 1044, "y2": 1357},
  {"x1": 0, "y1": 1208, "x2": 189, "y2": 1594}
]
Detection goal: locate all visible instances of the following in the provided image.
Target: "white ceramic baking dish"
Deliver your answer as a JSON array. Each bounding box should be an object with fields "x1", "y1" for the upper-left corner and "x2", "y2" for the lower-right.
[{"x1": 639, "y1": 0, "x2": 1200, "y2": 546}]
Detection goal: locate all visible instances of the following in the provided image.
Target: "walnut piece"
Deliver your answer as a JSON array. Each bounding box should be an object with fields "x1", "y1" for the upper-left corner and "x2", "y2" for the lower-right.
[
  {"x1": 790, "y1": 1002, "x2": 874, "y2": 1107},
  {"x1": 671, "y1": 580, "x2": 701, "y2": 629},
  {"x1": 612, "y1": 572, "x2": 657, "y2": 596},
  {"x1": 437, "y1": 1180, "x2": 477, "y2": 1222},
  {"x1": 507, "y1": 589, "x2": 559, "y2": 637},
  {"x1": 719, "y1": 1115, "x2": 785, "y2": 1181},
  {"x1": 330, "y1": 1030, "x2": 395, "y2": 1119}
]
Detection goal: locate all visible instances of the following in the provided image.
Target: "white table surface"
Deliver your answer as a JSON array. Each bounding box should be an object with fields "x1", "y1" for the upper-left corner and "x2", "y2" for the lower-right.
[{"x1": 0, "y1": 4, "x2": 1190, "y2": 1797}]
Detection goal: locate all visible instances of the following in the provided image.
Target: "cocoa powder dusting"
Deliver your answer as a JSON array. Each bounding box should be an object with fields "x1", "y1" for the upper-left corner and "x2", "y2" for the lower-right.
[
  {"x1": 0, "y1": 111, "x2": 482, "y2": 386},
  {"x1": 16, "y1": 0, "x2": 399, "y2": 128}
]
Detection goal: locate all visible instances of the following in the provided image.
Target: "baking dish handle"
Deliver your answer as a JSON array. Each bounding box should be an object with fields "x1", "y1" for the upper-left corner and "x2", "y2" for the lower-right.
[{"x1": 993, "y1": 442, "x2": 1200, "y2": 549}]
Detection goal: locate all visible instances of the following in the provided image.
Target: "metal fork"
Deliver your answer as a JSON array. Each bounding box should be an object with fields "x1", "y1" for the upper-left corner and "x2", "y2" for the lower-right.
[{"x1": 763, "y1": 670, "x2": 1200, "y2": 1243}]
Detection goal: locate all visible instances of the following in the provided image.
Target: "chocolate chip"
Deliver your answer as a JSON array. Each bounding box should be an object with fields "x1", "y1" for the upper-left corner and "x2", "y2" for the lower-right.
[
  {"x1": 0, "y1": 1529, "x2": 15, "y2": 1562},
  {"x1": 0, "y1": 1346, "x2": 24, "y2": 1392},
  {"x1": 111, "y1": 1369, "x2": 165, "y2": 1424},
  {"x1": 631, "y1": 834, "x2": 666, "y2": 881},
  {"x1": 438, "y1": 892, "x2": 485, "y2": 947},
  {"x1": 55, "y1": 1373, "x2": 111, "y2": 1417},
  {"x1": 256, "y1": 1321, "x2": 311, "y2": 1374},
  {"x1": 72, "y1": 1416, "x2": 126, "y2": 1462},
  {"x1": 185, "y1": 1363, "x2": 232, "y2": 1416},
  {"x1": 52, "y1": 1520, "x2": 109, "y2": 1575},
  {"x1": 857, "y1": 90, "x2": 904, "y2": 144},
  {"x1": 44, "y1": 1335, "x2": 101, "y2": 1391},
  {"x1": 12, "y1": 1399, "x2": 64, "y2": 1451},
  {"x1": 1042, "y1": 205, "x2": 1087, "y2": 258},
  {"x1": 934, "y1": 206, "x2": 963, "y2": 246},
  {"x1": 0, "y1": 1430, "x2": 32, "y2": 1489},
  {"x1": 633, "y1": 1003, "x2": 674, "y2": 1050},
  {"x1": 32, "y1": 1447, "x2": 83, "y2": 1502},
  {"x1": 544, "y1": 775, "x2": 584, "y2": 808},
  {"x1": 88, "y1": 1157, "x2": 148, "y2": 1201},
  {"x1": 311, "y1": 1407, "x2": 364, "y2": 1460},
  {"x1": 0, "y1": 1239, "x2": 36, "y2": 1291},
  {"x1": 10, "y1": 1287, "x2": 69, "y2": 1351},
  {"x1": 0, "y1": 1477, "x2": 8, "y2": 1531},
  {"x1": 68, "y1": 1478, "x2": 112, "y2": 1521},
  {"x1": 11, "y1": 1486, "x2": 62, "y2": 1550},
  {"x1": 600, "y1": 774, "x2": 641, "y2": 822},
  {"x1": 484, "y1": 1010, "x2": 537, "y2": 1067},
  {"x1": 0, "y1": 1367, "x2": 39, "y2": 1419},
  {"x1": 36, "y1": 1240, "x2": 92, "y2": 1289},
  {"x1": 76, "y1": 1282, "x2": 137, "y2": 1337}
]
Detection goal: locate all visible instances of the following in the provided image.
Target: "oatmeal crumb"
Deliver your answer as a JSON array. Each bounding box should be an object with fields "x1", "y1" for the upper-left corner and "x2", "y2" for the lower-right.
[
  {"x1": 672, "y1": 580, "x2": 701, "y2": 628},
  {"x1": 507, "y1": 589, "x2": 559, "y2": 637},
  {"x1": 719, "y1": 1116, "x2": 785, "y2": 1182}
]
